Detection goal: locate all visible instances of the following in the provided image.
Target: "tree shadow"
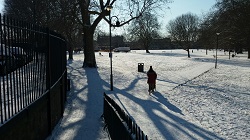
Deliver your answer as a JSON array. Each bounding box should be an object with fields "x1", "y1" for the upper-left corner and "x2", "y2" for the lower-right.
[
  {"x1": 50, "y1": 60, "x2": 109, "y2": 140},
  {"x1": 151, "y1": 91, "x2": 184, "y2": 115},
  {"x1": 107, "y1": 76, "x2": 223, "y2": 140},
  {"x1": 52, "y1": 59, "x2": 223, "y2": 140},
  {"x1": 192, "y1": 57, "x2": 250, "y2": 68},
  {"x1": 138, "y1": 49, "x2": 205, "y2": 58}
]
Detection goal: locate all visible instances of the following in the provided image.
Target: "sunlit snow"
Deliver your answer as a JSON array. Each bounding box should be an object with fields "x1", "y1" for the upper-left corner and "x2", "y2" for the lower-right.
[{"x1": 48, "y1": 49, "x2": 250, "y2": 140}]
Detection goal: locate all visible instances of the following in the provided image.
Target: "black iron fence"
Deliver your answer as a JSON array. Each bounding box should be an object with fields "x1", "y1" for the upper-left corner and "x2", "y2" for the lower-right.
[
  {"x1": 103, "y1": 93, "x2": 148, "y2": 140},
  {"x1": 0, "y1": 14, "x2": 67, "y2": 140}
]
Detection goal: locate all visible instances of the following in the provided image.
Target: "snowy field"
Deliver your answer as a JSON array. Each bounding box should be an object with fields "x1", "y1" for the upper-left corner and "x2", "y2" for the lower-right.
[{"x1": 48, "y1": 49, "x2": 250, "y2": 140}]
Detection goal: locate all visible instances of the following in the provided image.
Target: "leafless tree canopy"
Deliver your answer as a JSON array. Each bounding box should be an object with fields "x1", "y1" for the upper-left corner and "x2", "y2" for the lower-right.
[
  {"x1": 4, "y1": 0, "x2": 172, "y2": 66},
  {"x1": 167, "y1": 13, "x2": 199, "y2": 57},
  {"x1": 76, "y1": 0, "x2": 171, "y2": 67},
  {"x1": 128, "y1": 12, "x2": 160, "y2": 53}
]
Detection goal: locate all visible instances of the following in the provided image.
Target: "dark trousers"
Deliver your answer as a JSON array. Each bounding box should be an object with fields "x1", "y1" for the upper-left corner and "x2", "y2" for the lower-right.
[{"x1": 148, "y1": 84, "x2": 155, "y2": 91}]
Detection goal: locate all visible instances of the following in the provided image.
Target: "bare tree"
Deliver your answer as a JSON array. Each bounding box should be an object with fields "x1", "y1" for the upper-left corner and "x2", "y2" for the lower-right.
[
  {"x1": 4, "y1": 0, "x2": 171, "y2": 65},
  {"x1": 127, "y1": 12, "x2": 160, "y2": 53},
  {"x1": 75, "y1": 0, "x2": 170, "y2": 67},
  {"x1": 167, "y1": 13, "x2": 199, "y2": 58}
]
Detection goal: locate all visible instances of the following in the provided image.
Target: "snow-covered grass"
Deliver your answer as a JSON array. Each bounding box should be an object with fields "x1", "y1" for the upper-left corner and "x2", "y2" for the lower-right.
[{"x1": 48, "y1": 49, "x2": 250, "y2": 140}]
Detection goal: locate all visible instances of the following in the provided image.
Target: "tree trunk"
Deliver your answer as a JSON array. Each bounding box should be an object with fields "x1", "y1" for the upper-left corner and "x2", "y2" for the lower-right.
[
  {"x1": 187, "y1": 49, "x2": 190, "y2": 58},
  {"x1": 248, "y1": 36, "x2": 250, "y2": 59},
  {"x1": 68, "y1": 43, "x2": 73, "y2": 60},
  {"x1": 82, "y1": 31, "x2": 97, "y2": 68},
  {"x1": 248, "y1": 46, "x2": 250, "y2": 59},
  {"x1": 68, "y1": 47, "x2": 73, "y2": 60},
  {"x1": 145, "y1": 39, "x2": 150, "y2": 53}
]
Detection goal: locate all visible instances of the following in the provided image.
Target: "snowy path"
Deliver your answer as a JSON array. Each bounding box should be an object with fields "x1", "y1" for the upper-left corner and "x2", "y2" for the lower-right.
[{"x1": 48, "y1": 50, "x2": 250, "y2": 140}]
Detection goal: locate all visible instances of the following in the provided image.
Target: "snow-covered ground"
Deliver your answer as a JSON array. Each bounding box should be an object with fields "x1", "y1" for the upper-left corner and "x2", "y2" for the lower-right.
[{"x1": 48, "y1": 49, "x2": 250, "y2": 140}]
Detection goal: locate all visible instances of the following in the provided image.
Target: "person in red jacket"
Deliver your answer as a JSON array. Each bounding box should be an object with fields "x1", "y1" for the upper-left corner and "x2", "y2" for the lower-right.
[{"x1": 147, "y1": 66, "x2": 157, "y2": 94}]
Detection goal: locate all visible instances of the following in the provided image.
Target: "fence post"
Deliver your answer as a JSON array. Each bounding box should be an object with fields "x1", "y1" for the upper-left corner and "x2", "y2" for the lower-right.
[{"x1": 46, "y1": 27, "x2": 52, "y2": 134}]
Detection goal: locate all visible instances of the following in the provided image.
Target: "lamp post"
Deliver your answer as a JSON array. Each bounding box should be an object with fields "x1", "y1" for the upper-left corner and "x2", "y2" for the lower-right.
[
  {"x1": 106, "y1": 5, "x2": 113, "y2": 91},
  {"x1": 106, "y1": 5, "x2": 120, "y2": 91},
  {"x1": 215, "y1": 33, "x2": 220, "y2": 68}
]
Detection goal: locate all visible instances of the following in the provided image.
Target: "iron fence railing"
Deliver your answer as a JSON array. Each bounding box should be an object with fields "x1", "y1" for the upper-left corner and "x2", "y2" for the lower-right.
[
  {"x1": 103, "y1": 93, "x2": 148, "y2": 140},
  {"x1": 0, "y1": 13, "x2": 66, "y2": 128}
]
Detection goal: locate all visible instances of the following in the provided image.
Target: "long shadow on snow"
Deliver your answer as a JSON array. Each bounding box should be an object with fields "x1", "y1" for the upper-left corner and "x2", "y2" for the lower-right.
[
  {"x1": 180, "y1": 81, "x2": 250, "y2": 100},
  {"x1": 54, "y1": 60, "x2": 110, "y2": 140},
  {"x1": 192, "y1": 57, "x2": 250, "y2": 68},
  {"x1": 108, "y1": 77, "x2": 223, "y2": 140},
  {"x1": 141, "y1": 51, "x2": 201, "y2": 58},
  {"x1": 64, "y1": 59, "x2": 223, "y2": 140},
  {"x1": 151, "y1": 91, "x2": 183, "y2": 115}
]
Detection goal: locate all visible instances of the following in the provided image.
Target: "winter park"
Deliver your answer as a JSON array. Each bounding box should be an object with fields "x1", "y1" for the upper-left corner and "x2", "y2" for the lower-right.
[
  {"x1": 48, "y1": 49, "x2": 250, "y2": 140},
  {"x1": 0, "y1": 0, "x2": 250, "y2": 140}
]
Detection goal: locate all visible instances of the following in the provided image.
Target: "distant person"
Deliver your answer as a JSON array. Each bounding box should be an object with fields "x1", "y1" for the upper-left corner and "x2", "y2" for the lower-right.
[{"x1": 147, "y1": 66, "x2": 157, "y2": 94}]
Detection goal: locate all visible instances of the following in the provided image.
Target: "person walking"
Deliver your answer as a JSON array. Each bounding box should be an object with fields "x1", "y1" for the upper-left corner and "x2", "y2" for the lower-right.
[{"x1": 147, "y1": 66, "x2": 157, "y2": 94}]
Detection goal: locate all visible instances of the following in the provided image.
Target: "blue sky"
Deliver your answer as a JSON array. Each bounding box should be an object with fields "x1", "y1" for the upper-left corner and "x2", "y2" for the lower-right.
[
  {"x1": 0, "y1": 0, "x2": 216, "y2": 20},
  {"x1": 0, "y1": 0, "x2": 216, "y2": 17},
  {"x1": 167, "y1": 0, "x2": 216, "y2": 20},
  {"x1": 0, "y1": 0, "x2": 216, "y2": 35}
]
